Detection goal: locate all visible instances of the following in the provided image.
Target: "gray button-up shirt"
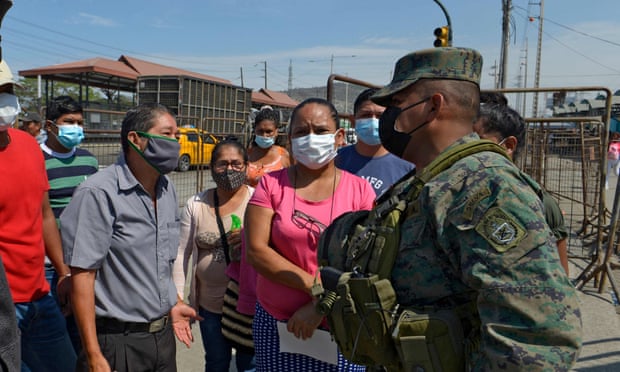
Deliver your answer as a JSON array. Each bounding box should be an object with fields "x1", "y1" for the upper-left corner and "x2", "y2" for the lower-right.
[{"x1": 61, "y1": 155, "x2": 180, "y2": 322}]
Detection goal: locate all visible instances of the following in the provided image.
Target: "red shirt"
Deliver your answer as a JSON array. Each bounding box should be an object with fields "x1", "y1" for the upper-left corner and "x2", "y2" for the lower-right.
[{"x1": 0, "y1": 129, "x2": 50, "y2": 302}]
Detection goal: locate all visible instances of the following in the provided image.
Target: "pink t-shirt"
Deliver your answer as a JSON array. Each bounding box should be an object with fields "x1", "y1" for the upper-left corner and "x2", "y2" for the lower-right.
[{"x1": 249, "y1": 167, "x2": 375, "y2": 320}]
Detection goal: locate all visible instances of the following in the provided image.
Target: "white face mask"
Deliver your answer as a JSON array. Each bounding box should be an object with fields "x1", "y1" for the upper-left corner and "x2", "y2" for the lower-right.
[
  {"x1": 291, "y1": 133, "x2": 338, "y2": 170},
  {"x1": 0, "y1": 93, "x2": 20, "y2": 131}
]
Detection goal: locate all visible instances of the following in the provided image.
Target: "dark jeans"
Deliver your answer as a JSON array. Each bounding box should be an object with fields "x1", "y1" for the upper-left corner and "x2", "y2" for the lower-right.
[
  {"x1": 44, "y1": 264, "x2": 82, "y2": 355},
  {"x1": 15, "y1": 294, "x2": 76, "y2": 372},
  {"x1": 199, "y1": 307, "x2": 255, "y2": 372},
  {"x1": 76, "y1": 321, "x2": 176, "y2": 372}
]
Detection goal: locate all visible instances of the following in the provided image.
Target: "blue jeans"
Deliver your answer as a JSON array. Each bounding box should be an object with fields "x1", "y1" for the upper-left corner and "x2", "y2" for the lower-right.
[
  {"x1": 44, "y1": 264, "x2": 82, "y2": 355},
  {"x1": 15, "y1": 293, "x2": 77, "y2": 372},
  {"x1": 198, "y1": 307, "x2": 255, "y2": 372}
]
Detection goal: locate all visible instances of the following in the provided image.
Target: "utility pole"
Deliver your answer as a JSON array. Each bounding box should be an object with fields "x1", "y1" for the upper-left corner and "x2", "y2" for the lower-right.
[
  {"x1": 521, "y1": 38, "x2": 529, "y2": 116},
  {"x1": 499, "y1": 0, "x2": 511, "y2": 89},
  {"x1": 489, "y1": 60, "x2": 499, "y2": 89},
  {"x1": 239, "y1": 67, "x2": 244, "y2": 88},
  {"x1": 532, "y1": 0, "x2": 544, "y2": 117},
  {"x1": 262, "y1": 61, "x2": 267, "y2": 90},
  {"x1": 330, "y1": 55, "x2": 334, "y2": 75},
  {"x1": 288, "y1": 59, "x2": 293, "y2": 93}
]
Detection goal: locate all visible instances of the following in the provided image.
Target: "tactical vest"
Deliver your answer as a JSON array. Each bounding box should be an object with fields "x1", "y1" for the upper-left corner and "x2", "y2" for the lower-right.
[{"x1": 317, "y1": 140, "x2": 512, "y2": 371}]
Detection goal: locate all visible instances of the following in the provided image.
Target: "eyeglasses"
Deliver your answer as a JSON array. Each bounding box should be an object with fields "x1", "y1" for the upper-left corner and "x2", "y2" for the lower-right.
[
  {"x1": 213, "y1": 161, "x2": 245, "y2": 171},
  {"x1": 291, "y1": 209, "x2": 327, "y2": 238}
]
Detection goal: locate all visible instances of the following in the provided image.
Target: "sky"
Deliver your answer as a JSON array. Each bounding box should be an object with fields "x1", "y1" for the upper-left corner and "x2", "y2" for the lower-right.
[{"x1": 2, "y1": 0, "x2": 620, "y2": 98}]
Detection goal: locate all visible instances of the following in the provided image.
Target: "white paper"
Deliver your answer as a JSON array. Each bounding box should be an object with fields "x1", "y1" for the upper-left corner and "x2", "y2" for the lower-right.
[{"x1": 276, "y1": 321, "x2": 339, "y2": 365}]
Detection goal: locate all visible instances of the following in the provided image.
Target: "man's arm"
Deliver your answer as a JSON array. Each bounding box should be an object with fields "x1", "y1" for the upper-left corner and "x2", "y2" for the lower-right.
[
  {"x1": 71, "y1": 268, "x2": 111, "y2": 372},
  {"x1": 42, "y1": 192, "x2": 71, "y2": 309}
]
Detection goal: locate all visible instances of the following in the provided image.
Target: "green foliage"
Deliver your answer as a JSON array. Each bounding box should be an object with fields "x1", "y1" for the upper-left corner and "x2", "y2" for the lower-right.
[{"x1": 15, "y1": 77, "x2": 133, "y2": 112}]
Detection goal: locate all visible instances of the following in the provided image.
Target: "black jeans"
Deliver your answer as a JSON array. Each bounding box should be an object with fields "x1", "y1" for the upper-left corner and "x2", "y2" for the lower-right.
[{"x1": 76, "y1": 321, "x2": 176, "y2": 372}]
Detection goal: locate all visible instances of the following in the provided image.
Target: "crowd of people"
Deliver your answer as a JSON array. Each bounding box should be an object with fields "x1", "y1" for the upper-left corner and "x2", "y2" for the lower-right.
[{"x1": 0, "y1": 46, "x2": 583, "y2": 372}]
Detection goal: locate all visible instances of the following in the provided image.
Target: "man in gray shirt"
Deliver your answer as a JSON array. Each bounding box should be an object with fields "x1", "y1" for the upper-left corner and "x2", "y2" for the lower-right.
[{"x1": 61, "y1": 103, "x2": 198, "y2": 372}]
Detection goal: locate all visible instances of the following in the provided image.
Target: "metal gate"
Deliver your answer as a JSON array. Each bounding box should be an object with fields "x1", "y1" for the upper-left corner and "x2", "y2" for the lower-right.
[{"x1": 490, "y1": 87, "x2": 618, "y2": 296}]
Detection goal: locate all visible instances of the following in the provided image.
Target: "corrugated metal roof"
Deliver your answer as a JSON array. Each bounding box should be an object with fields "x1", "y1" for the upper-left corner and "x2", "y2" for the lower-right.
[
  {"x1": 119, "y1": 55, "x2": 231, "y2": 85},
  {"x1": 18, "y1": 57, "x2": 139, "y2": 91},
  {"x1": 251, "y1": 88, "x2": 298, "y2": 108},
  {"x1": 17, "y1": 54, "x2": 233, "y2": 90},
  {"x1": 19, "y1": 57, "x2": 139, "y2": 79}
]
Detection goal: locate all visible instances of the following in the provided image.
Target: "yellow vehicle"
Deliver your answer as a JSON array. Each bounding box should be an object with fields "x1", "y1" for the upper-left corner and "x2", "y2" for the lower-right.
[{"x1": 177, "y1": 127, "x2": 219, "y2": 172}]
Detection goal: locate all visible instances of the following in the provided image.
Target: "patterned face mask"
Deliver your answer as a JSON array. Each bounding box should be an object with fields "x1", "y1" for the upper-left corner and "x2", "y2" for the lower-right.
[{"x1": 212, "y1": 169, "x2": 247, "y2": 191}]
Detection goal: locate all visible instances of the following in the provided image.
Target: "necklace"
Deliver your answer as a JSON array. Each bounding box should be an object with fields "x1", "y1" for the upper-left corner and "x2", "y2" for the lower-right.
[{"x1": 291, "y1": 165, "x2": 337, "y2": 238}]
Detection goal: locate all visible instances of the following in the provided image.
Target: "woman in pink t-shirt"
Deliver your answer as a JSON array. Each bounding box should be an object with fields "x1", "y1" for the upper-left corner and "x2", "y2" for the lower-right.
[{"x1": 245, "y1": 98, "x2": 375, "y2": 371}]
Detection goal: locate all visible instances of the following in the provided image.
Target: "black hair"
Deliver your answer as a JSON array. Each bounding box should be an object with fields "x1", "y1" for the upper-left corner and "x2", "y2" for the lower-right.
[
  {"x1": 478, "y1": 102, "x2": 526, "y2": 158},
  {"x1": 121, "y1": 103, "x2": 174, "y2": 155},
  {"x1": 353, "y1": 88, "x2": 380, "y2": 115},
  {"x1": 46, "y1": 95, "x2": 82, "y2": 122},
  {"x1": 253, "y1": 108, "x2": 279, "y2": 129},
  {"x1": 289, "y1": 98, "x2": 340, "y2": 134},
  {"x1": 480, "y1": 92, "x2": 509, "y2": 106},
  {"x1": 210, "y1": 139, "x2": 249, "y2": 168}
]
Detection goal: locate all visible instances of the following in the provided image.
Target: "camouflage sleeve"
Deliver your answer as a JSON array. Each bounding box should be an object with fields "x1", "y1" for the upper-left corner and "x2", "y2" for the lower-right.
[
  {"x1": 436, "y1": 163, "x2": 582, "y2": 371},
  {"x1": 542, "y1": 190, "x2": 569, "y2": 241}
]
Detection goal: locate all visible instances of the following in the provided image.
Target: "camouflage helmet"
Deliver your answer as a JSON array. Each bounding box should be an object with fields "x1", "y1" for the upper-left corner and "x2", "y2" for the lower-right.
[{"x1": 371, "y1": 47, "x2": 483, "y2": 106}]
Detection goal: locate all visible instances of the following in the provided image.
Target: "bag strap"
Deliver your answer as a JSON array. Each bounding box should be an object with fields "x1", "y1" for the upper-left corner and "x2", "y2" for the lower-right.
[{"x1": 213, "y1": 190, "x2": 231, "y2": 265}]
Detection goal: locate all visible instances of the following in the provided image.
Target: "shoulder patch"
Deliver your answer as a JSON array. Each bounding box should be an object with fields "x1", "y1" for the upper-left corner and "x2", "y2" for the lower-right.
[
  {"x1": 475, "y1": 206, "x2": 527, "y2": 252},
  {"x1": 463, "y1": 186, "x2": 491, "y2": 220}
]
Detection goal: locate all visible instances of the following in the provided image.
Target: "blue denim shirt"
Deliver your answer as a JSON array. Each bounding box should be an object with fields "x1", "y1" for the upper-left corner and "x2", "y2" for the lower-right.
[{"x1": 61, "y1": 155, "x2": 180, "y2": 322}]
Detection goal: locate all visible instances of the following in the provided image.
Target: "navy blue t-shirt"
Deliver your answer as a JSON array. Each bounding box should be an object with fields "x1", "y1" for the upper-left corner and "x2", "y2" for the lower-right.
[{"x1": 336, "y1": 145, "x2": 415, "y2": 197}]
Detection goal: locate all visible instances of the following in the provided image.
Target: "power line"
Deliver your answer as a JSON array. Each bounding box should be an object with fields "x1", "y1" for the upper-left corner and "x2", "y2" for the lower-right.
[
  {"x1": 5, "y1": 16, "x2": 249, "y2": 68},
  {"x1": 544, "y1": 17, "x2": 620, "y2": 48},
  {"x1": 542, "y1": 29, "x2": 620, "y2": 74},
  {"x1": 513, "y1": 5, "x2": 620, "y2": 48}
]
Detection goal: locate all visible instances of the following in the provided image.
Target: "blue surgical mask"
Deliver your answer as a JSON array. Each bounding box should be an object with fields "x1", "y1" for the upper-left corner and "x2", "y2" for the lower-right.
[
  {"x1": 254, "y1": 135, "x2": 275, "y2": 149},
  {"x1": 355, "y1": 118, "x2": 381, "y2": 145},
  {"x1": 53, "y1": 123, "x2": 84, "y2": 149}
]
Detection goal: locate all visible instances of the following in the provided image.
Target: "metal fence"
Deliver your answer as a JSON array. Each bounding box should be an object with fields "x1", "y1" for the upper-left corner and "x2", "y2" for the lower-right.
[
  {"x1": 82, "y1": 130, "x2": 212, "y2": 209},
  {"x1": 85, "y1": 86, "x2": 617, "y2": 267}
]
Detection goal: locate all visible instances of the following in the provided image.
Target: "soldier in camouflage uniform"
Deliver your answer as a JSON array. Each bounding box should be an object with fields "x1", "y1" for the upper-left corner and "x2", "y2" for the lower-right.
[{"x1": 371, "y1": 47, "x2": 582, "y2": 370}]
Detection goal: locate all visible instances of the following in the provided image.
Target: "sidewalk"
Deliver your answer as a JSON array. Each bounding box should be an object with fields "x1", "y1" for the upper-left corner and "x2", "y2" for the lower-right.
[
  {"x1": 570, "y1": 258, "x2": 620, "y2": 371},
  {"x1": 175, "y1": 262, "x2": 620, "y2": 372}
]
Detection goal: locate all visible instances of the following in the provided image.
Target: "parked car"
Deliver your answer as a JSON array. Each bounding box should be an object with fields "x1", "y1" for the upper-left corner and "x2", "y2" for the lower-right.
[{"x1": 177, "y1": 127, "x2": 219, "y2": 171}]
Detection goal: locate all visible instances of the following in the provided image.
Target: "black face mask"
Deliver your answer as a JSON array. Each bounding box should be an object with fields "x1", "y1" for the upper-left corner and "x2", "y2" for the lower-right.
[{"x1": 379, "y1": 97, "x2": 430, "y2": 158}]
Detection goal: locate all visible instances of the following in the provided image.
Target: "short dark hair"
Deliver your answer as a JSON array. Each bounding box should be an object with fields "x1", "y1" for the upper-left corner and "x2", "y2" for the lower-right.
[
  {"x1": 46, "y1": 96, "x2": 82, "y2": 122},
  {"x1": 480, "y1": 92, "x2": 509, "y2": 106},
  {"x1": 289, "y1": 98, "x2": 339, "y2": 134},
  {"x1": 120, "y1": 103, "x2": 174, "y2": 155},
  {"x1": 478, "y1": 102, "x2": 526, "y2": 157},
  {"x1": 353, "y1": 88, "x2": 379, "y2": 115},
  {"x1": 253, "y1": 108, "x2": 279, "y2": 129},
  {"x1": 210, "y1": 139, "x2": 248, "y2": 168}
]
